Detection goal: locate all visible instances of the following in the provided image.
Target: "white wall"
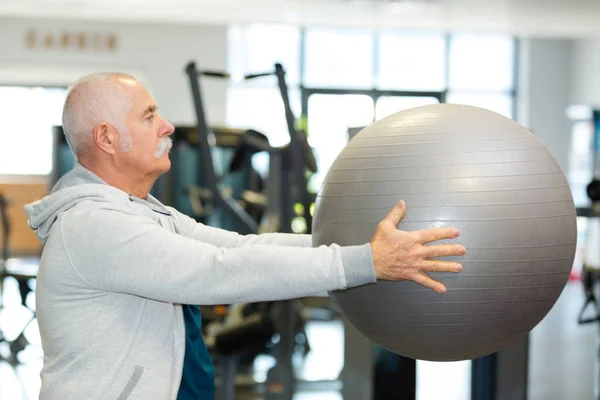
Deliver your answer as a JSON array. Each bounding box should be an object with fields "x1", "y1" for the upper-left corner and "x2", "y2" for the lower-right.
[
  {"x1": 517, "y1": 38, "x2": 573, "y2": 174},
  {"x1": 0, "y1": 17, "x2": 228, "y2": 125}
]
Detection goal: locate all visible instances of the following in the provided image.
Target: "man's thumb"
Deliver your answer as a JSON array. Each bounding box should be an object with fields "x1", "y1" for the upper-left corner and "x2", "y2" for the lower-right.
[{"x1": 383, "y1": 200, "x2": 406, "y2": 227}]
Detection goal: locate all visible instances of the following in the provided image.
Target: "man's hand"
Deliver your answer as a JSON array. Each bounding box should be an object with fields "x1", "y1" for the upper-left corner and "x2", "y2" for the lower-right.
[{"x1": 370, "y1": 200, "x2": 466, "y2": 294}]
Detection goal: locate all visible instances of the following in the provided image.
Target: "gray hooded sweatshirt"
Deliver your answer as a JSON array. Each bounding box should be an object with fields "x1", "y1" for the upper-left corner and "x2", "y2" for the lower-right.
[{"x1": 24, "y1": 163, "x2": 376, "y2": 400}]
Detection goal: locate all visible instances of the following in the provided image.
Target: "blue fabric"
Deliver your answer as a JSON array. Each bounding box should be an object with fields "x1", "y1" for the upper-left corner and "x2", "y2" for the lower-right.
[{"x1": 177, "y1": 305, "x2": 215, "y2": 400}]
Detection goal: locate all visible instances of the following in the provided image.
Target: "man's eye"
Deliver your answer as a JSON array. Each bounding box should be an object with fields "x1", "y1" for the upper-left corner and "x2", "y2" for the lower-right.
[{"x1": 147, "y1": 115, "x2": 154, "y2": 121}]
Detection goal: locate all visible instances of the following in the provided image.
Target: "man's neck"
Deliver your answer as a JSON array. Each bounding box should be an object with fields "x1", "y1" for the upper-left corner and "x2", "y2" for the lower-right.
[{"x1": 79, "y1": 159, "x2": 154, "y2": 199}]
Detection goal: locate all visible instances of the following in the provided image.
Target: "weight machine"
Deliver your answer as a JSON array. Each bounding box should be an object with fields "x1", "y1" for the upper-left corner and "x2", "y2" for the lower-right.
[{"x1": 184, "y1": 61, "x2": 317, "y2": 400}]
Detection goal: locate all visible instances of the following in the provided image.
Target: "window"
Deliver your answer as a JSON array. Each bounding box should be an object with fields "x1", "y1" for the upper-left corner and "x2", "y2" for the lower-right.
[
  {"x1": 0, "y1": 86, "x2": 67, "y2": 176},
  {"x1": 418, "y1": 360, "x2": 471, "y2": 400},
  {"x1": 304, "y1": 28, "x2": 375, "y2": 89},
  {"x1": 226, "y1": 86, "x2": 301, "y2": 148},
  {"x1": 375, "y1": 96, "x2": 440, "y2": 120},
  {"x1": 227, "y1": 23, "x2": 518, "y2": 400},
  {"x1": 228, "y1": 24, "x2": 301, "y2": 86},
  {"x1": 307, "y1": 94, "x2": 374, "y2": 190},
  {"x1": 447, "y1": 33, "x2": 515, "y2": 118},
  {"x1": 448, "y1": 33, "x2": 515, "y2": 91},
  {"x1": 566, "y1": 106, "x2": 595, "y2": 207},
  {"x1": 446, "y1": 92, "x2": 513, "y2": 118},
  {"x1": 228, "y1": 24, "x2": 518, "y2": 182},
  {"x1": 377, "y1": 32, "x2": 446, "y2": 91},
  {"x1": 227, "y1": 23, "x2": 303, "y2": 150},
  {"x1": 226, "y1": 86, "x2": 301, "y2": 180}
]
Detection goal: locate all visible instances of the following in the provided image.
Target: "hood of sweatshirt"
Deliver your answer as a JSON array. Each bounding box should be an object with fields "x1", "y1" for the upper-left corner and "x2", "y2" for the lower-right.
[{"x1": 24, "y1": 163, "x2": 168, "y2": 244}]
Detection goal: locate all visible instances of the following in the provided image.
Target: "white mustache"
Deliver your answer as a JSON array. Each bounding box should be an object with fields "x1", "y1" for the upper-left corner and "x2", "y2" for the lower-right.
[{"x1": 155, "y1": 137, "x2": 173, "y2": 159}]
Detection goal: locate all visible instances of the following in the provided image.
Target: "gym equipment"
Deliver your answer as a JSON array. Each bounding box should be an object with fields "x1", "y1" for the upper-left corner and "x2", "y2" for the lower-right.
[
  {"x1": 185, "y1": 61, "x2": 317, "y2": 400},
  {"x1": 165, "y1": 126, "x2": 267, "y2": 230},
  {"x1": 0, "y1": 193, "x2": 38, "y2": 366},
  {"x1": 312, "y1": 103, "x2": 577, "y2": 361},
  {"x1": 576, "y1": 108, "x2": 600, "y2": 400},
  {"x1": 51, "y1": 125, "x2": 262, "y2": 226},
  {"x1": 184, "y1": 62, "x2": 316, "y2": 236},
  {"x1": 50, "y1": 129, "x2": 76, "y2": 188}
]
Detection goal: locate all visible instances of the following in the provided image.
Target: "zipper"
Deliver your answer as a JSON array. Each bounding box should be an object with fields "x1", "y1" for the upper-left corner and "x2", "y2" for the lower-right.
[{"x1": 128, "y1": 195, "x2": 172, "y2": 217}]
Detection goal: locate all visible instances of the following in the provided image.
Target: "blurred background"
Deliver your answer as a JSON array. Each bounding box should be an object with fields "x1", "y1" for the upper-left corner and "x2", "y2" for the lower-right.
[{"x1": 1, "y1": 1, "x2": 600, "y2": 399}]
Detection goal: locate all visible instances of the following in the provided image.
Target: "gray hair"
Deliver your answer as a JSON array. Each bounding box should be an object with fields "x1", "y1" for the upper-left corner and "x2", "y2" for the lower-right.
[{"x1": 62, "y1": 72, "x2": 137, "y2": 157}]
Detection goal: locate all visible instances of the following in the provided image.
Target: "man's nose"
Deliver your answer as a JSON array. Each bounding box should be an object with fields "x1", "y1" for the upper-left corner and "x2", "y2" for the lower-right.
[{"x1": 161, "y1": 117, "x2": 175, "y2": 137}]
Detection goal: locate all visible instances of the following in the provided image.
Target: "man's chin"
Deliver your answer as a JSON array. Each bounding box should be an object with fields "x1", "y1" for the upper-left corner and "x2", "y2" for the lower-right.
[{"x1": 159, "y1": 155, "x2": 171, "y2": 172}]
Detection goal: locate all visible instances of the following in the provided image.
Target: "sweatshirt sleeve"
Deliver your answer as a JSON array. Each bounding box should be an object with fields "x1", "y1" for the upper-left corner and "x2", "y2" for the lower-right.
[
  {"x1": 169, "y1": 208, "x2": 375, "y2": 287},
  {"x1": 61, "y1": 209, "x2": 376, "y2": 305},
  {"x1": 168, "y1": 207, "x2": 311, "y2": 248}
]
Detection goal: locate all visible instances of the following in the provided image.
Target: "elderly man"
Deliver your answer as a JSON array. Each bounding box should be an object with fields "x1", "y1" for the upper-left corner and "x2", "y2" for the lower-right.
[{"x1": 24, "y1": 73, "x2": 465, "y2": 400}]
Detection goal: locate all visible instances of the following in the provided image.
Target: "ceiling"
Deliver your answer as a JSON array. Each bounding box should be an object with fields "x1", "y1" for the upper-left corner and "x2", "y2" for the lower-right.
[{"x1": 1, "y1": 0, "x2": 600, "y2": 38}]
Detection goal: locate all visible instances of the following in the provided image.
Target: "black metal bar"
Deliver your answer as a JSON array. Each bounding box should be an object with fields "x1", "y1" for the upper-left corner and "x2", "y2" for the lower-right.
[
  {"x1": 497, "y1": 336, "x2": 529, "y2": 400},
  {"x1": 303, "y1": 87, "x2": 445, "y2": 98},
  {"x1": 304, "y1": 86, "x2": 511, "y2": 101},
  {"x1": 275, "y1": 63, "x2": 313, "y2": 233},
  {"x1": 185, "y1": 61, "x2": 258, "y2": 234},
  {"x1": 201, "y1": 71, "x2": 230, "y2": 79},
  {"x1": 275, "y1": 63, "x2": 298, "y2": 233},
  {"x1": 185, "y1": 62, "x2": 219, "y2": 193},
  {"x1": 244, "y1": 72, "x2": 273, "y2": 80},
  {"x1": 300, "y1": 85, "x2": 309, "y2": 126},
  {"x1": 266, "y1": 301, "x2": 296, "y2": 400},
  {"x1": 472, "y1": 353, "x2": 498, "y2": 400},
  {"x1": 397, "y1": 357, "x2": 416, "y2": 400}
]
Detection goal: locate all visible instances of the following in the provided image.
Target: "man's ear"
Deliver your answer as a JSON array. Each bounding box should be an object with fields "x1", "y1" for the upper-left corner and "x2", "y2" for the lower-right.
[{"x1": 93, "y1": 123, "x2": 118, "y2": 155}]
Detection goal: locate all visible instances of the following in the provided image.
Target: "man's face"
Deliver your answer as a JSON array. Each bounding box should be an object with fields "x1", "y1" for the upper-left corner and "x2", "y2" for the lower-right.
[{"x1": 117, "y1": 80, "x2": 175, "y2": 178}]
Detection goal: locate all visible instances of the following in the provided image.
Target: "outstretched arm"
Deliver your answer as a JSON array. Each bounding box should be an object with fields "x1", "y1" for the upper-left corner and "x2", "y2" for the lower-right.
[
  {"x1": 62, "y1": 208, "x2": 372, "y2": 305},
  {"x1": 169, "y1": 207, "x2": 312, "y2": 248}
]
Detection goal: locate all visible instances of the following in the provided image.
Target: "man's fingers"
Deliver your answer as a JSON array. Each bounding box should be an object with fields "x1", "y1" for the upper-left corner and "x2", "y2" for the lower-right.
[
  {"x1": 412, "y1": 272, "x2": 447, "y2": 294},
  {"x1": 382, "y1": 200, "x2": 407, "y2": 227},
  {"x1": 421, "y1": 244, "x2": 466, "y2": 258},
  {"x1": 416, "y1": 227, "x2": 460, "y2": 243},
  {"x1": 420, "y1": 259, "x2": 463, "y2": 273}
]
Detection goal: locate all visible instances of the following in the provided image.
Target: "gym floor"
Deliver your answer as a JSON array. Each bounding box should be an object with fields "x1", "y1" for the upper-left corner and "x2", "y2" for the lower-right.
[{"x1": 0, "y1": 259, "x2": 596, "y2": 400}]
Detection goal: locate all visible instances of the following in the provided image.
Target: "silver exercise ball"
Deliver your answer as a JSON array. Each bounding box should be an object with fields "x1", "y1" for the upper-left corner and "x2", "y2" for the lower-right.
[{"x1": 312, "y1": 103, "x2": 577, "y2": 361}]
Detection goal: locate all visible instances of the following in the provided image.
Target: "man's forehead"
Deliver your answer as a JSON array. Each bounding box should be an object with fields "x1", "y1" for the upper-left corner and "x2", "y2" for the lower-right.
[{"x1": 118, "y1": 79, "x2": 156, "y2": 113}]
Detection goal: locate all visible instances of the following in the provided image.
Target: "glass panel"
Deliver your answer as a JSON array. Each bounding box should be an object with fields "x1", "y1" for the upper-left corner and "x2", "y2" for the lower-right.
[
  {"x1": 568, "y1": 120, "x2": 593, "y2": 207},
  {"x1": 376, "y1": 96, "x2": 440, "y2": 120},
  {"x1": 377, "y1": 32, "x2": 446, "y2": 91},
  {"x1": 228, "y1": 24, "x2": 301, "y2": 86},
  {"x1": 226, "y1": 86, "x2": 301, "y2": 148},
  {"x1": 417, "y1": 360, "x2": 471, "y2": 400},
  {"x1": 304, "y1": 28, "x2": 375, "y2": 89},
  {"x1": 449, "y1": 33, "x2": 515, "y2": 91},
  {"x1": 446, "y1": 92, "x2": 513, "y2": 118},
  {"x1": 307, "y1": 94, "x2": 374, "y2": 191},
  {"x1": 0, "y1": 86, "x2": 67, "y2": 175}
]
